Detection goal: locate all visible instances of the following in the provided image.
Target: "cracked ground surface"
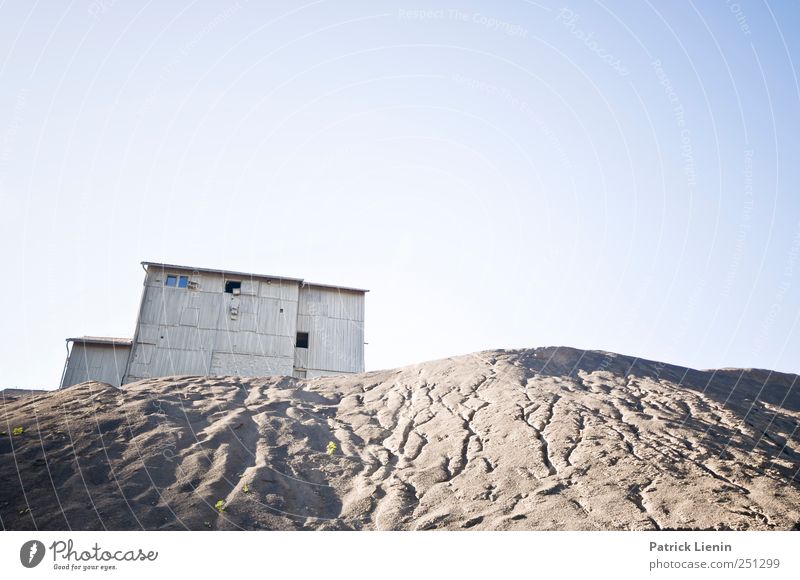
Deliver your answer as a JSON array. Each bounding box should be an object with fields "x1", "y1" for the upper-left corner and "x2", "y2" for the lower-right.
[{"x1": 1, "y1": 346, "x2": 799, "y2": 530}]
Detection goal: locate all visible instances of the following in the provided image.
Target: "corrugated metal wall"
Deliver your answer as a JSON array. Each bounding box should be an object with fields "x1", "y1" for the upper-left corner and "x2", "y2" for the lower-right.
[
  {"x1": 297, "y1": 285, "x2": 365, "y2": 374},
  {"x1": 122, "y1": 267, "x2": 365, "y2": 383},
  {"x1": 61, "y1": 343, "x2": 130, "y2": 387},
  {"x1": 124, "y1": 267, "x2": 300, "y2": 382}
]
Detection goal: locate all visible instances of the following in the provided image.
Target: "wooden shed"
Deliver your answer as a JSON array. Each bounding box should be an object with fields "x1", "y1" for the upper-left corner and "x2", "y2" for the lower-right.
[
  {"x1": 60, "y1": 262, "x2": 367, "y2": 387},
  {"x1": 60, "y1": 337, "x2": 132, "y2": 388}
]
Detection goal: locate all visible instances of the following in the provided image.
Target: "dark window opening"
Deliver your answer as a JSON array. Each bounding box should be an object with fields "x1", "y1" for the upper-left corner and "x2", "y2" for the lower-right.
[
  {"x1": 225, "y1": 281, "x2": 242, "y2": 294},
  {"x1": 165, "y1": 275, "x2": 177, "y2": 287},
  {"x1": 178, "y1": 275, "x2": 189, "y2": 288},
  {"x1": 296, "y1": 332, "x2": 309, "y2": 349}
]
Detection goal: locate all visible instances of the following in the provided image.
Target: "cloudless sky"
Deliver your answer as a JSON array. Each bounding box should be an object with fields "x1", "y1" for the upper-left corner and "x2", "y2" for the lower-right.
[{"x1": 1, "y1": 0, "x2": 799, "y2": 388}]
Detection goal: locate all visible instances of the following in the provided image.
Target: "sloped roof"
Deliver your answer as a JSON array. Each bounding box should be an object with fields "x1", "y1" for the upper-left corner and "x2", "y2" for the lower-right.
[
  {"x1": 142, "y1": 261, "x2": 368, "y2": 293},
  {"x1": 67, "y1": 336, "x2": 133, "y2": 346}
]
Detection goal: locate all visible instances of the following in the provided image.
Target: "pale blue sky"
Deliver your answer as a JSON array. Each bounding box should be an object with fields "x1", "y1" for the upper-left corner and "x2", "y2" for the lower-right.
[{"x1": 1, "y1": 1, "x2": 799, "y2": 388}]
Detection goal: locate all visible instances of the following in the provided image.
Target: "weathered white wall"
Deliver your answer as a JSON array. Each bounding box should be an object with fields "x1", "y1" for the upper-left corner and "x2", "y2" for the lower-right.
[
  {"x1": 123, "y1": 266, "x2": 365, "y2": 383},
  {"x1": 124, "y1": 267, "x2": 300, "y2": 382},
  {"x1": 61, "y1": 343, "x2": 130, "y2": 388},
  {"x1": 297, "y1": 285, "x2": 365, "y2": 374}
]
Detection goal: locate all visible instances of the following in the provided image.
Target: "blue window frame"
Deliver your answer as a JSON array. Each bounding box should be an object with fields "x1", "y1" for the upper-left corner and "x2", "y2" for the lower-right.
[{"x1": 165, "y1": 275, "x2": 190, "y2": 288}]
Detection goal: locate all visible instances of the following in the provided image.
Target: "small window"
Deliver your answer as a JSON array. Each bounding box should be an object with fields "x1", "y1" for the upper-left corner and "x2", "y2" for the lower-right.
[
  {"x1": 296, "y1": 332, "x2": 309, "y2": 349},
  {"x1": 166, "y1": 274, "x2": 190, "y2": 289},
  {"x1": 225, "y1": 281, "x2": 242, "y2": 294}
]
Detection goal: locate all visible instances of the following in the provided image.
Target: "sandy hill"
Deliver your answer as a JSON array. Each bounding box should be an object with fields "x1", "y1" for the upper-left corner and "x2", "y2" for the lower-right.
[
  {"x1": 1, "y1": 347, "x2": 798, "y2": 530},
  {"x1": 0, "y1": 388, "x2": 47, "y2": 397}
]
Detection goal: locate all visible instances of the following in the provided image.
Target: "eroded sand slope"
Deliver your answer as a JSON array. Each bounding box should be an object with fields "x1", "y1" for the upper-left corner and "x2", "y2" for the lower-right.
[{"x1": 1, "y1": 347, "x2": 799, "y2": 530}]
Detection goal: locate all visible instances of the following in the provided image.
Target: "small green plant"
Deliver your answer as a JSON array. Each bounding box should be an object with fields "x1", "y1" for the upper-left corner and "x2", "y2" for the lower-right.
[
  {"x1": 326, "y1": 441, "x2": 337, "y2": 455},
  {"x1": 214, "y1": 500, "x2": 225, "y2": 512},
  {"x1": 11, "y1": 426, "x2": 24, "y2": 436},
  {"x1": 243, "y1": 483, "x2": 250, "y2": 493}
]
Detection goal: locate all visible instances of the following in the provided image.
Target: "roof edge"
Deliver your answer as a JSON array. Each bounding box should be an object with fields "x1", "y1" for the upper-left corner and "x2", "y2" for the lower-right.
[
  {"x1": 302, "y1": 281, "x2": 370, "y2": 293},
  {"x1": 67, "y1": 336, "x2": 133, "y2": 346},
  {"x1": 141, "y1": 261, "x2": 368, "y2": 293}
]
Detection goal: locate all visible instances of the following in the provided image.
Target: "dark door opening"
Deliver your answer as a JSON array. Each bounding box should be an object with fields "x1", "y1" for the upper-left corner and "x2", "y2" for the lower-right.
[{"x1": 296, "y1": 332, "x2": 309, "y2": 349}]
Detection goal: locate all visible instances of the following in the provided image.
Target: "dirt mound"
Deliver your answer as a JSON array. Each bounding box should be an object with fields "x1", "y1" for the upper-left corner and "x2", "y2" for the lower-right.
[{"x1": 1, "y1": 347, "x2": 798, "y2": 530}]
